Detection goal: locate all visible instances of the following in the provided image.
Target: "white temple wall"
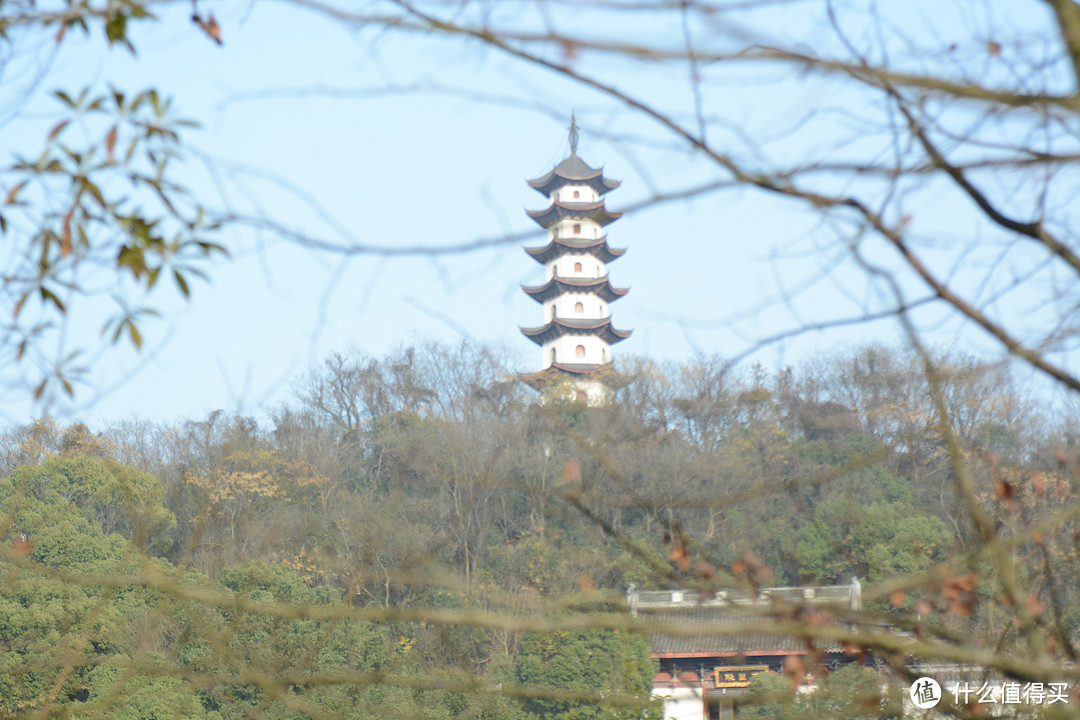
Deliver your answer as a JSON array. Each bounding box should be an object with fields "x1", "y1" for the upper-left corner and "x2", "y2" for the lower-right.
[
  {"x1": 548, "y1": 255, "x2": 606, "y2": 279},
  {"x1": 553, "y1": 218, "x2": 600, "y2": 240},
  {"x1": 571, "y1": 379, "x2": 612, "y2": 406},
  {"x1": 552, "y1": 184, "x2": 598, "y2": 203},
  {"x1": 542, "y1": 336, "x2": 612, "y2": 367},
  {"x1": 544, "y1": 294, "x2": 608, "y2": 320},
  {"x1": 652, "y1": 686, "x2": 705, "y2": 720}
]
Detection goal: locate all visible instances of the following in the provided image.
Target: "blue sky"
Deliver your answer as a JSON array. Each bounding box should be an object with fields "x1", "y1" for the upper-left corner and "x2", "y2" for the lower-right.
[{"x1": 0, "y1": 0, "x2": 1069, "y2": 423}]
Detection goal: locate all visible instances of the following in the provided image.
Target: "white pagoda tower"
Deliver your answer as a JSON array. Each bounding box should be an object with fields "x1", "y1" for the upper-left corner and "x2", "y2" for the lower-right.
[{"x1": 520, "y1": 118, "x2": 631, "y2": 405}]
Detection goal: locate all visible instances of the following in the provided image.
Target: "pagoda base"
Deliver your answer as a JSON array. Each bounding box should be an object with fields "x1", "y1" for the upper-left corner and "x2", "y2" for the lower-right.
[{"x1": 518, "y1": 362, "x2": 628, "y2": 406}]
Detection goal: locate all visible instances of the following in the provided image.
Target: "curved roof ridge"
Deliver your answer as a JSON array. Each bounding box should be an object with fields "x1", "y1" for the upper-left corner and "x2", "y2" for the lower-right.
[
  {"x1": 520, "y1": 317, "x2": 633, "y2": 345},
  {"x1": 526, "y1": 201, "x2": 623, "y2": 229},
  {"x1": 521, "y1": 276, "x2": 630, "y2": 303},
  {"x1": 523, "y1": 236, "x2": 627, "y2": 265},
  {"x1": 527, "y1": 154, "x2": 622, "y2": 198}
]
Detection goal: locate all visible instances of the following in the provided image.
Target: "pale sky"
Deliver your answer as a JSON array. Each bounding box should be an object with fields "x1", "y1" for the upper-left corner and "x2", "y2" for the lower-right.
[{"x1": 0, "y1": 0, "x2": 1068, "y2": 424}]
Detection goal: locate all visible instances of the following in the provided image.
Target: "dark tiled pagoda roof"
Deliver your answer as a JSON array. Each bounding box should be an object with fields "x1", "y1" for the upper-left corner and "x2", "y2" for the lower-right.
[
  {"x1": 518, "y1": 362, "x2": 632, "y2": 390},
  {"x1": 524, "y1": 236, "x2": 626, "y2": 265},
  {"x1": 527, "y1": 153, "x2": 621, "y2": 198},
  {"x1": 520, "y1": 361, "x2": 614, "y2": 378},
  {"x1": 520, "y1": 317, "x2": 632, "y2": 346},
  {"x1": 547, "y1": 361, "x2": 614, "y2": 374},
  {"x1": 522, "y1": 276, "x2": 629, "y2": 303},
  {"x1": 526, "y1": 201, "x2": 622, "y2": 229}
]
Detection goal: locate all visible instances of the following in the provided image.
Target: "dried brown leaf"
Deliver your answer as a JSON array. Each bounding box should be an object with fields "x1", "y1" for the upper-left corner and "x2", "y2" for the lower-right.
[
  {"x1": 782, "y1": 656, "x2": 806, "y2": 689},
  {"x1": 48, "y1": 119, "x2": 70, "y2": 141},
  {"x1": 5, "y1": 181, "x2": 27, "y2": 206},
  {"x1": 12, "y1": 537, "x2": 31, "y2": 556},
  {"x1": 1055, "y1": 447, "x2": 1068, "y2": 466},
  {"x1": 105, "y1": 125, "x2": 118, "y2": 161},
  {"x1": 61, "y1": 209, "x2": 73, "y2": 257},
  {"x1": 558, "y1": 460, "x2": 580, "y2": 486},
  {"x1": 668, "y1": 544, "x2": 690, "y2": 571}
]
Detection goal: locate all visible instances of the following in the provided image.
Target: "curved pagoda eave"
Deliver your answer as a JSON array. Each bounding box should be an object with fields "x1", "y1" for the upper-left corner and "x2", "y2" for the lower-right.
[
  {"x1": 522, "y1": 276, "x2": 630, "y2": 304},
  {"x1": 520, "y1": 318, "x2": 633, "y2": 346},
  {"x1": 524, "y1": 237, "x2": 626, "y2": 265},
  {"x1": 526, "y1": 201, "x2": 622, "y2": 229},
  {"x1": 519, "y1": 362, "x2": 632, "y2": 390},
  {"x1": 527, "y1": 154, "x2": 621, "y2": 198}
]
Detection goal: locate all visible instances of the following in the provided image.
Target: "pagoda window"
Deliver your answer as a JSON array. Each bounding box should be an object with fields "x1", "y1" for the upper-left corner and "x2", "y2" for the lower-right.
[
  {"x1": 573, "y1": 224, "x2": 581, "y2": 234},
  {"x1": 575, "y1": 390, "x2": 587, "y2": 403},
  {"x1": 573, "y1": 190, "x2": 580, "y2": 199},
  {"x1": 551, "y1": 348, "x2": 557, "y2": 363},
  {"x1": 574, "y1": 262, "x2": 582, "y2": 272},
  {"x1": 575, "y1": 344, "x2": 585, "y2": 358},
  {"x1": 574, "y1": 302, "x2": 584, "y2": 314}
]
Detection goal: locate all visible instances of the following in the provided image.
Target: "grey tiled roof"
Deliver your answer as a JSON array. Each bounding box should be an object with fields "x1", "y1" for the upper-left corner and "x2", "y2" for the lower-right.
[
  {"x1": 552, "y1": 154, "x2": 600, "y2": 178},
  {"x1": 639, "y1": 605, "x2": 843, "y2": 655},
  {"x1": 518, "y1": 362, "x2": 632, "y2": 390},
  {"x1": 548, "y1": 361, "x2": 614, "y2": 373},
  {"x1": 526, "y1": 201, "x2": 622, "y2": 229},
  {"x1": 631, "y1": 585, "x2": 858, "y2": 657},
  {"x1": 522, "y1": 275, "x2": 630, "y2": 303},
  {"x1": 527, "y1": 154, "x2": 621, "y2": 197},
  {"x1": 520, "y1": 317, "x2": 632, "y2": 345},
  {"x1": 524, "y1": 236, "x2": 627, "y2": 265}
]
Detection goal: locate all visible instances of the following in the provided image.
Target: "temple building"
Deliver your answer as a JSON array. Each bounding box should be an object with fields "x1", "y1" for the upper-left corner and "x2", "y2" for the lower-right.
[
  {"x1": 520, "y1": 118, "x2": 631, "y2": 404},
  {"x1": 629, "y1": 582, "x2": 864, "y2": 720}
]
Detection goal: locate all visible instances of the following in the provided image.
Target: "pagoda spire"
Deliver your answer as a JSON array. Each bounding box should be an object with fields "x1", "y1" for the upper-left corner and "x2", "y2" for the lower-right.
[
  {"x1": 568, "y1": 112, "x2": 579, "y2": 156},
  {"x1": 520, "y1": 126, "x2": 631, "y2": 406}
]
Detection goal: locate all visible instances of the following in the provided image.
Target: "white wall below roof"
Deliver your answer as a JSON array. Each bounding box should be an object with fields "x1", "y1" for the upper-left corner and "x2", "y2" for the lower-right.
[
  {"x1": 653, "y1": 686, "x2": 706, "y2": 720},
  {"x1": 543, "y1": 294, "x2": 608, "y2": 321},
  {"x1": 547, "y1": 255, "x2": 606, "y2": 279},
  {"x1": 553, "y1": 217, "x2": 600, "y2": 239},
  {"x1": 552, "y1": 184, "x2": 598, "y2": 203},
  {"x1": 542, "y1": 336, "x2": 612, "y2": 367},
  {"x1": 574, "y1": 379, "x2": 612, "y2": 405}
]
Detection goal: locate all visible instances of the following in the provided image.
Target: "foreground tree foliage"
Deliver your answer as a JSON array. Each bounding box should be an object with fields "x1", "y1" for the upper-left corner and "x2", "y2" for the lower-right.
[
  {"x1": 739, "y1": 663, "x2": 895, "y2": 720},
  {"x1": 2, "y1": 342, "x2": 1079, "y2": 717}
]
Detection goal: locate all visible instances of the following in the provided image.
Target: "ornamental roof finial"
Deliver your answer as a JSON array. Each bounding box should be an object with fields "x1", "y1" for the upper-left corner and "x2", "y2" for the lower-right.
[{"x1": 568, "y1": 111, "x2": 579, "y2": 156}]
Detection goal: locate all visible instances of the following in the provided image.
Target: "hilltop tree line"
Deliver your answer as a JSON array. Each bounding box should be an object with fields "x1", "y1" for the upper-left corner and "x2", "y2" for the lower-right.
[{"x1": 1, "y1": 342, "x2": 1077, "y2": 718}]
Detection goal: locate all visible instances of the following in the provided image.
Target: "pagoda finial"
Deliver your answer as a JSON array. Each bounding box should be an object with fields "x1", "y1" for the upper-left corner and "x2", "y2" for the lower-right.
[{"x1": 568, "y1": 112, "x2": 579, "y2": 156}]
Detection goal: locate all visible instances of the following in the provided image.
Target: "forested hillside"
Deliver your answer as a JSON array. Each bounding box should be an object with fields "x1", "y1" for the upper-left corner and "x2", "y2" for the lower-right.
[{"x1": 1, "y1": 343, "x2": 1075, "y2": 718}]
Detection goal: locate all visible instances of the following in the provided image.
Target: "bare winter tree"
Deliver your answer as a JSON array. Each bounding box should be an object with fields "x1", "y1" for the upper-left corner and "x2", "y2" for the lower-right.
[{"x1": 2, "y1": 0, "x2": 1080, "y2": 718}]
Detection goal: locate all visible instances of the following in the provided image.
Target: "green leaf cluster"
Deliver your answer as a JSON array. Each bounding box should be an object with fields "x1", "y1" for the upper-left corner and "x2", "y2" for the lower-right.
[{"x1": 508, "y1": 628, "x2": 658, "y2": 720}]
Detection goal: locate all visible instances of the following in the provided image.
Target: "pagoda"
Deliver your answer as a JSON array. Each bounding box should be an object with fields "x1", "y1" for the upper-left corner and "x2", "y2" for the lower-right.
[{"x1": 520, "y1": 117, "x2": 631, "y2": 405}]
